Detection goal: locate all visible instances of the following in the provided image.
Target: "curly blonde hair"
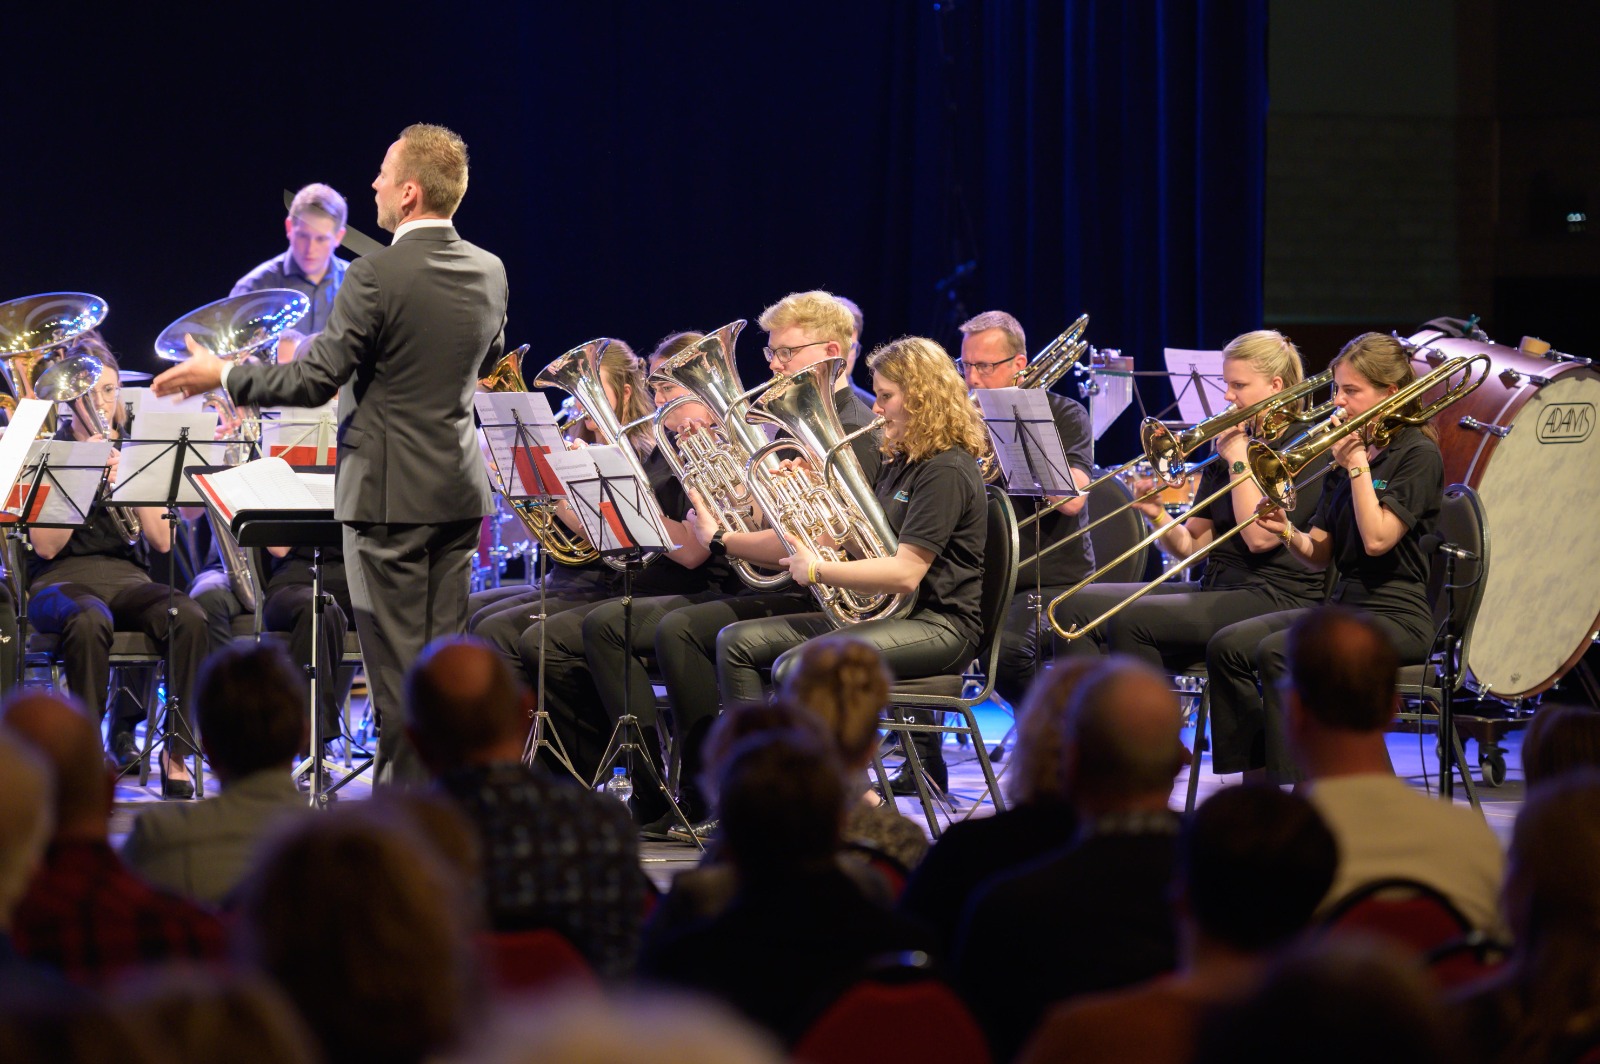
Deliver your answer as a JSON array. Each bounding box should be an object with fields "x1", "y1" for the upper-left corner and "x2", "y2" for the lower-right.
[{"x1": 866, "y1": 336, "x2": 989, "y2": 463}]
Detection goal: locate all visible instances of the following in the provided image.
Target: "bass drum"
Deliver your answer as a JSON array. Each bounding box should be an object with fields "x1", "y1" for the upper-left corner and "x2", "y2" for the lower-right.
[{"x1": 1409, "y1": 331, "x2": 1600, "y2": 699}]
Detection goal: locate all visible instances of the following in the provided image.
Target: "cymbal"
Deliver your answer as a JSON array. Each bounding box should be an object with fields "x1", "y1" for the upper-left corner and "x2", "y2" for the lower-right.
[
  {"x1": 155, "y1": 288, "x2": 309, "y2": 363},
  {"x1": 0, "y1": 292, "x2": 109, "y2": 359},
  {"x1": 119, "y1": 369, "x2": 154, "y2": 383}
]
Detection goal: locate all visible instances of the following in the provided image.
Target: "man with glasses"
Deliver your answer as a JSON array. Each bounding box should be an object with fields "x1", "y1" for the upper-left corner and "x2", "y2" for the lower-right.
[
  {"x1": 760, "y1": 290, "x2": 882, "y2": 483},
  {"x1": 958, "y1": 310, "x2": 1095, "y2": 709}
]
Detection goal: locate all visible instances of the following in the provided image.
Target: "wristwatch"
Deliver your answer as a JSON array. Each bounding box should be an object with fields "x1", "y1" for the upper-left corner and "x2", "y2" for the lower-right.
[
  {"x1": 1231, "y1": 460, "x2": 1246, "y2": 475},
  {"x1": 708, "y1": 529, "x2": 728, "y2": 556}
]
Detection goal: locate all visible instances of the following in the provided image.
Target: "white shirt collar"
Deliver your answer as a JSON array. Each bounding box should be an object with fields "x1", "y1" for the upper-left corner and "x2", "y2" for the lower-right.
[{"x1": 391, "y1": 218, "x2": 454, "y2": 244}]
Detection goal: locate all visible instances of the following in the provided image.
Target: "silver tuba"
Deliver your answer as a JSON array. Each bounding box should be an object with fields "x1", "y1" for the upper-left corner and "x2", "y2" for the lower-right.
[
  {"x1": 0, "y1": 291, "x2": 110, "y2": 438},
  {"x1": 744, "y1": 356, "x2": 910, "y2": 627},
  {"x1": 648, "y1": 320, "x2": 791, "y2": 590},
  {"x1": 533, "y1": 338, "x2": 658, "y2": 571},
  {"x1": 155, "y1": 289, "x2": 311, "y2": 611}
]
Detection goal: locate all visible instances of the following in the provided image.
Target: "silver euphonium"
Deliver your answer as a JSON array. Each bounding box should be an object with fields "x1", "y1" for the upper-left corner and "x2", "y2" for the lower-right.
[
  {"x1": 649, "y1": 320, "x2": 792, "y2": 591},
  {"x1": 744, "y1": 356, "x2": 911, "y2": 627},
  {"x1": 32, "y1": 353, "x2": 143, "y2": 545},
  {"x1": 533, "y1": 338, "x2": 658, "y2": 571}
]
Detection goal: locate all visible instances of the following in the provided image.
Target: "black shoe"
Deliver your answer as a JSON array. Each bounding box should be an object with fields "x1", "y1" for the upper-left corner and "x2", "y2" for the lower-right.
[
  {"x1": 639, "y1": 812, "x2": 683, "y2": 841},
  {"x1": 159, "y1": 750, "x2": 195, "y2": 801},
  {"x1": 107, "y1": 730, "x2": 139, "y2": 771},
  {"x1": 667, "y1": 817, "x2": 719, "y2": 843},
  {"x1": 887, "y1": 759, "x2": 948, "y2": 796}
]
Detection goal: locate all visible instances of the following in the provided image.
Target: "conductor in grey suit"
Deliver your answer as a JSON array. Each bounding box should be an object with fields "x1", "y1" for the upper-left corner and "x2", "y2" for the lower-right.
[{"x1": 154, "y1": 123, "x2": 509, "y2": 784}]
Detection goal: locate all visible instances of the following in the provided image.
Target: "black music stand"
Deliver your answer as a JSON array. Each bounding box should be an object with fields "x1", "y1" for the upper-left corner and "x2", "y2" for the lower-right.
[
  {"x1": 228, "y1": 507, "x2": 352, "y2": 806},
  {"x1": 111, "y1": 421, "x2": 224, "y2": 798},
  {"x1": 563, "y1": 451, "x2": 702, "y2": 850},
  {"x1": 475, "y1": 393, "x2": 586, "y2": 785}
]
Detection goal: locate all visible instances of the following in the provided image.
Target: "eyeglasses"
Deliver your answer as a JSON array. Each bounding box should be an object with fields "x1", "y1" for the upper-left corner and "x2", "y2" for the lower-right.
[
  {"x1": 956, "y1": 356, "x2": 1019, "y2": 375},
  {"x1": 762, "y1": 340, "x2": 830, "y2": 364}
]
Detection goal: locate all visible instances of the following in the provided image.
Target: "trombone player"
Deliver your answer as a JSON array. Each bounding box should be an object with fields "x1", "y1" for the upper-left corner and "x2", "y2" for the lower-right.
[
  {"x1": 957, "y1": 310, "x2": 1094, "y2": 709},
  {"x1": 1206, "y1": 332, "x2": 1445, "y2": 781},
  {"x1": 1052, "y1": 331, "x2": 1329, "y2": 672}
]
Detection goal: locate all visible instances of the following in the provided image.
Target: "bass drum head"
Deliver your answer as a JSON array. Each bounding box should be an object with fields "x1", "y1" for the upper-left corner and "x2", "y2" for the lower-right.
[{"x1": 1456, "y1": 363, "x2": 1600, "y2": 698}]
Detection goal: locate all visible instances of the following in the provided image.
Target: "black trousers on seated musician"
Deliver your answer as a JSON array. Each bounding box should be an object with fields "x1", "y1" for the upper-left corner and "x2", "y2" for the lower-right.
[
  {"x1": 28, "y1": 555, "x2": 208, "y2": 738},
  {"x1": 261, "y1": 547, "x2": 354, "y2": 741},
  {"x1": 468, "y1": 562, "x2": 611, "y2": 664}
]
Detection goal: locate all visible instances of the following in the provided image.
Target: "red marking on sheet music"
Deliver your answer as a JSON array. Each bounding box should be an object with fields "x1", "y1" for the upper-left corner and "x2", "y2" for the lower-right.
[
  {"x1": 598, "y1": 500, "x2": 634, "y2": 547},
  {"x1": 514, "y1": 445, "x2": 565, "y2": 498},
  {"x1": 270, "y1": 444, "x2": 336, "y2": 467},
  {"x1": 192, "y1": 475, "x2": 235, "y2": 525},
  {"x1": 3, "y1": 483, "x2": 50, "y2": 522}
]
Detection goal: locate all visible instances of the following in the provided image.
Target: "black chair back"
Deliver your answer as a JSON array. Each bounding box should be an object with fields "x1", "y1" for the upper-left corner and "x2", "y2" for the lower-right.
[
  {"x1": 1428, "y1": 484, "x2": 1490, "y2": 653},
  {"x1": 1085, "y1": 470, "x2": 1150, "y2": 583},
  {"x1": 970, "y1": 485, "x2": 1020, "y2": 686}
]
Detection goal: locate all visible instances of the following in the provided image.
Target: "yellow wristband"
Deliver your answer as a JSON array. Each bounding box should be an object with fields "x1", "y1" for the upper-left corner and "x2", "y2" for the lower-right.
[
  {"x1": 808, "y1": 560, "x2": 820, "y2": 585},
  {"x1": 1279, "y1": 526, "x2": 1295, "y2": 546}
]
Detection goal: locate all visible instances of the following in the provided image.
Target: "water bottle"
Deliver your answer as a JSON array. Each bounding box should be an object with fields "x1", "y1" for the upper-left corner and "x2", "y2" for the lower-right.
[{"x1": 603, "y1": 766, "x2": 634, "y2": 805}]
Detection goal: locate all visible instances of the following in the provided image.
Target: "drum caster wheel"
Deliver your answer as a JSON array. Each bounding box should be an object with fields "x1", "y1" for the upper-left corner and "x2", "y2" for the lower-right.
[{"x1": 1479, "y1": 747, "x2": 1507, "y2": 788}]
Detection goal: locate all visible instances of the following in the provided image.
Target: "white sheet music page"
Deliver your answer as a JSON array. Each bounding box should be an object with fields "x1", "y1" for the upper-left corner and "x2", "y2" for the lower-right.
[
  {"x1": 114, "y1": 411, "x2": 225, "y2": 506},
  {"x1": 540, "y1": 447, "x2": 604, "y2": 547},
  {"x1": 5, "y1": 439, "x2": 111, "y2": 524},
  {"x1": 191, "y1": 457, "x2": 326, "y2": 525},
  {"x1": 261, "y1": 401, "x2": 338, "y2": 466},
  {"x1": 0, "y1": 399, "x2": 53, "y2": 504},
  {"x1": 473, "y1": 392, "x2": 567, "y2": 499},
  {"x1": 589, "y1": 445, "x2": 675, "y2": 551},
  {"x1": 972, "y1": 387, "x2": 1076, "y2": 496}
]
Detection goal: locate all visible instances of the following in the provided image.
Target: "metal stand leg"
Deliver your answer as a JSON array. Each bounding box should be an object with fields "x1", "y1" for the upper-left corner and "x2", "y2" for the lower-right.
[{"x1": 520, "y1": 544, "x2": 584, "y2": 785}]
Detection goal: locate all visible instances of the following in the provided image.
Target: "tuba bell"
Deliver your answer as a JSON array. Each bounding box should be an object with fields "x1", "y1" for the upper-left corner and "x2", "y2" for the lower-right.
[
  {"x1": 648, "y1": 320, "x2": 792, "y2": 590},
  {"x1": 0, "y1": 292, "x2": 110, "y2": 438},
  {"x1": 744, "y1": 356, "x2": 911, "y2": 627},
  {"x1": 32, "y1": 353, "x2": 144, "y2": 546},
  {"x1": 477, "y1": 344, "x2": 600, "y2": 568}
]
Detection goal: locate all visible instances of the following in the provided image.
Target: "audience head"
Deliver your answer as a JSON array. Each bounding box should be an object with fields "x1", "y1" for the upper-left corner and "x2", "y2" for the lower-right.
[
  {"x1": 0, "y1": 991, "x2": 155, "y2": 1064},
  {"x1": 109, "y1": 967, "x2": 318, "y2": 1064},
  {"x1": 1061, "y1": 657, "x2": 1185, "y2": 814},
  {"x1": 463, "y1": 989, "x2": 783, "y2": 1064},
  {"x1": 406, "y1": 636, "x2": 529, "y2": 773},
  {"x1": 1284, "y1": 607, "x2": 1401, "y2": 777},
  {"x1": 1520, "y1": 704, "x2": 1600, "y2": 790},
  {"x1": 699, "y1": 699, "x2": 829, "y2": 804},
  {"x1": 1006, "y1": 658, "x2": 1098, "y2": 806},
  {"x1": 718, "y1": 731, "x2": 846, "y2": 882},
  {"x1": 777, "y1": 636, "x2": 889, "y2": 771},
  {"x1": 1181, "y1": 785, "x2": 1337, "y2": 954},
  {"x1": 0, "y1": 729, "x2": 52, "y2": 931},
  {"x1": 1193, "y1": 936, "x2": 1454, "y2": 1064},
  {"x1": 0, "y1": 692, "x2": 111, "y2": 841},
  {"x1": 196, "y1": 641, "x2": 307, "y2": 782},
  {"x1": 236, "y1": 805, "x2": 477, "y2": 1064}
]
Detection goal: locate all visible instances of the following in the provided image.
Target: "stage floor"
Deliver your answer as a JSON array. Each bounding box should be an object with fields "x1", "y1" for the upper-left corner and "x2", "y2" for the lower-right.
[{"x1": 107, "y1": 696, "x2": 1527, "y2": 892}]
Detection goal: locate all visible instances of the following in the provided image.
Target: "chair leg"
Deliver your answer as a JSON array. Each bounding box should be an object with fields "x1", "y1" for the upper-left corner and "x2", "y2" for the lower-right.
[
  {"x1": 958, "y1": 704, "x2": 1007, "y2": 814},
  {"x1": 1185, "y1": 685, "x2": 1211, "y2": 814},
  {"x1": 886, "y1": 706, "x2": 942, "y2": 839},
  {"x1": 1450, "y1": 719, "x2": 1481, "y2": 813}
]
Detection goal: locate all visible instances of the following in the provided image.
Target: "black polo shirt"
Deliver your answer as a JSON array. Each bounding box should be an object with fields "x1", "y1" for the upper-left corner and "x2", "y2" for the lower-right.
[
  {"x1": 875, "y1": 447, "x2": 987, "y2": 646},
  {"x1": 1010, "y1": 392, "x2": 1096, "y2": 589},
  {"x1": 1310, "y1": 425, "x2": 1442, "y2": 622},
  {"x1": 833, "y1": 387, "x2": 883, "y2": 487},
  {"x1": 1193, "y1": 426, "x2": 1329, "y2": 606}
]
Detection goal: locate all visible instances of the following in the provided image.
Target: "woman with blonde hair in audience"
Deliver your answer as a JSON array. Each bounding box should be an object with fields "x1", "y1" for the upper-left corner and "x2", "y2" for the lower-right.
[{"x1": 896, "y1": 658, "x2": 1096, "y2": 953}]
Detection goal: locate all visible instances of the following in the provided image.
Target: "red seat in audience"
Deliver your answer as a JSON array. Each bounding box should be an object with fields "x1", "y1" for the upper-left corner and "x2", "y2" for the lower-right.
[
  {"x1": 1321, "y1": 877, "x2": 1505, "y2": 988},
  {"x1": 478, "y1": 929, "x2": 599, "y2": 993},
  {"x1": 794, "y1": 977, "x2": 991, "y2": 1064}
]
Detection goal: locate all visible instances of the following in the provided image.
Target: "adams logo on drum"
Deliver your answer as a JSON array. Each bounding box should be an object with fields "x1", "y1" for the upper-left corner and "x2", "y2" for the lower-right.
[{"x1": 1537, "y1": 403, "x2": 1594, "y2": 444}]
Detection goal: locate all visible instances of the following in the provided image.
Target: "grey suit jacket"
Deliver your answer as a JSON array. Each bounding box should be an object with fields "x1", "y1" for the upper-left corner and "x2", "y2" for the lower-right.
[
  {"x1": 121, "y1": 770, "x2": 312, "y2": 906},
  {"x1": 228, "y1": 226, "x2": 509, "y2": 524}
]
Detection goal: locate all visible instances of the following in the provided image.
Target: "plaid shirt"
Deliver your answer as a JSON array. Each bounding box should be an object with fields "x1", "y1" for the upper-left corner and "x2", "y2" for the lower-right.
[
  {"x1": 11, "y1": 840, "x2": 228, "y2": 984},
  {"x1": 438, "y1": 762, "x2": 644, "y2": 980}
]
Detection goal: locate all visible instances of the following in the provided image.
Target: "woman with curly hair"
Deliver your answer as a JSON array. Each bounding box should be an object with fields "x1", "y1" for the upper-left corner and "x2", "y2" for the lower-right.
[{"x1": 691, "y1": 335, "x2": 990, "y2": 789}]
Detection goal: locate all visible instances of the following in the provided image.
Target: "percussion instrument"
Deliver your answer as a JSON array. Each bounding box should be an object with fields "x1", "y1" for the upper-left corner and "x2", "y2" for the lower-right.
[{"x1": 1410, "y1": 330, "x2": 1600, "y2": 699}]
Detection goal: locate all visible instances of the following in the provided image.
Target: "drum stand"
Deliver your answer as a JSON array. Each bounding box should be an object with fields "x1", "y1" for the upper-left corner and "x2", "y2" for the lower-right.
[
  {"x1": 1435, "y1": 549, "x2": 1479, "y2": 806},
  {"x1": 591, "y1": 558, "x2": 702, "y2": 851},
  {"x1": 520, "y1": 543, "x2": 585, "y2": 785}
]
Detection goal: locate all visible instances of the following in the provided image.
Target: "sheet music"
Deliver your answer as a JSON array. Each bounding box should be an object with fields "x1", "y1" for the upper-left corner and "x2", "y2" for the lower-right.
[
  {"x1": 112, "y1": 411, "x2": 225, "y2": 506},
  {"x1": 972, "y1": 387, "x2": 1077, "y2": 496},
  {"x1": 1162, "y1": 348, "x2": 1229, "y2": 426},
  {"x1": 474, "y1": 392, "x2": 567, "y2": 499},
  {"x1": 124, "y1": 385, "x2": 209, "y2": 421},
  {"x1": 261, "y1": 401, "x2": 338, "y2": 466},
  {"x1": 0, "y1": 400, "x2": 53, "y2": 499},
  {"x1": 545, "y1": 445, "x2": 674, "y2": 555},
  {"x1": 5, "y1": 440, "x2": 111, "y2": 524},
  {"x1": 590, "y1": 445, "x2": 675, "y2": 550},
  {"x1": 1087, "y1": 352, "x2": 1135, "y2": 442},
  {"x1": 191, "y1": 457, "x2": 329, "y2": 524}
]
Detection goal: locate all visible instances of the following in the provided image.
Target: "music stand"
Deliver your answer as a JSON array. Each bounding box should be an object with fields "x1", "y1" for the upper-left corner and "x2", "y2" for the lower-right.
[
  {"x1": 474, "y1": 391, "x2": 587, "y2": 785},
  {"x1": 107, "y1": 411, "x2": 224, "y2": 798},
  {"x1": 552, "y1": 444, "x2": 701, "y2": 849}
]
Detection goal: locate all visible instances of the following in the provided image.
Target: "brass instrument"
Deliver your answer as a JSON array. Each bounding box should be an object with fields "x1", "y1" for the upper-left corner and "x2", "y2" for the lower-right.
[
  {"x1": 1048, "y1": 353, "x2": 1491, "y2": 641},
  {"x1": 1015, "y1": 367, "x2": 1337, "y2": 571},
  {"x1": 478, "y1": 344, "x2": 601, "y2": 568},
  {"x1": 534, "y1": 338, "x2": 660, "y2": 571},
  {"x1": 744, "y1": 356, "x2": 911, "y2": 627},
  {"x1": 156, "y1": 289, "x2": 310, "y2": 610},
  {"x1": 0, "y1": 292, "x2": 110, "y2": 437},
  {"x1": 32, "y1": 353, "x2": 144, "y2": 545},
  {"x1": 648, "y1": 320, "x2": 793, "y2": 591}
]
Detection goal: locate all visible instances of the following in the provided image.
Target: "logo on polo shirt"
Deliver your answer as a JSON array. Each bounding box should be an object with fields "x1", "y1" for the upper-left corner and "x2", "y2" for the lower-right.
[
  {"x1": 1371, "y1": 479, "x2": 1388, "y2": 490},
  {"x1": 894, "y1": 490, "x2": 910, "y2": 502}
]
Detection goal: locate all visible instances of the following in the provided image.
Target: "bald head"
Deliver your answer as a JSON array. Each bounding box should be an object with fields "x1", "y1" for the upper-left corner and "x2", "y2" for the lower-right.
[
  {"x1": 1064, "y1": 657, "x2": 1184, "y2": 809},
  {"x1": 1, "y1": 692, "x2": 111, "y2": 837},
  {"x1": 405, "y1": 638, "x2": 526, "y2": 770},
  {"x1": 1286, "y1": 607, "x2": 1400, "y2": 733}
]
